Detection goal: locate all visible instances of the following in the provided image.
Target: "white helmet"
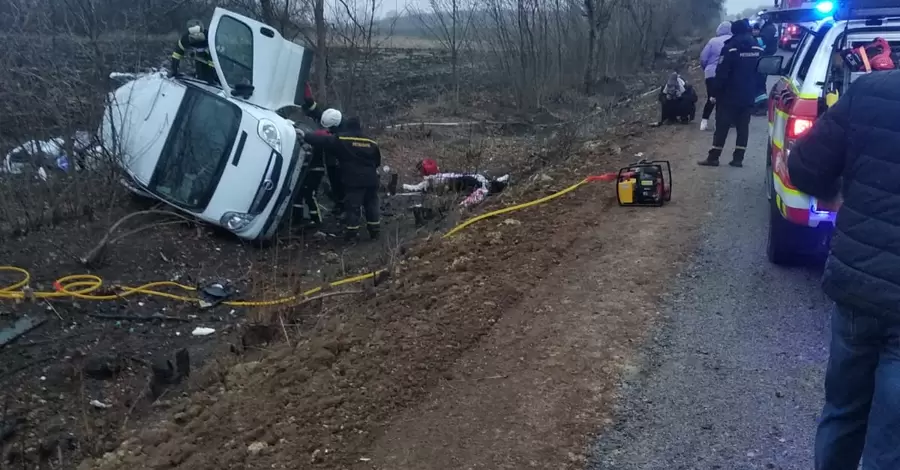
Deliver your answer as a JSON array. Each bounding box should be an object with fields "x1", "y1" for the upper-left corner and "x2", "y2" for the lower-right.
[{"x1": 320, "y1": 108, "x2": 342, "y2": 129}]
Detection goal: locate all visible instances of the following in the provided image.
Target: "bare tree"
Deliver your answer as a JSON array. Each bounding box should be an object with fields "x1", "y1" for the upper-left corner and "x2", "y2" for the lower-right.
[{"x1": 411, "y1": 0, "x2": 474, "y2": 111}]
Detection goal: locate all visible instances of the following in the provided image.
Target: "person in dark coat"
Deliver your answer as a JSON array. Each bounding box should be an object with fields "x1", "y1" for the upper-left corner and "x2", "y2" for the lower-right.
[
  {"x1": 293, "y1": 128, "x2": 329, "y2": 228},
  {"x1": 656, "y1": 72, "x2": 698, "y2": 125},
  {"x1": 301, "y1": 84, "x2": 346, "y2": 215},
  {"x1": 169, "y1": 20, "x2": 218, "y2": 84},
  {"x1": 302, "y1": 110, "x2": 382, "y2": 241},
  {"x1": 698, "y1": 19, "x2": 764, "y2": 168},
  {"x1": 788, "y1": 71, "x2": 900, "y2": 470}
]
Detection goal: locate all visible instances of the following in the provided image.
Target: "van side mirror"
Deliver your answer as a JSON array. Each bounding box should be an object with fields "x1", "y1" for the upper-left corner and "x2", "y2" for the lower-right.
[{"x1": 757, "y1": 55, "x2": 784, "y2": 75}]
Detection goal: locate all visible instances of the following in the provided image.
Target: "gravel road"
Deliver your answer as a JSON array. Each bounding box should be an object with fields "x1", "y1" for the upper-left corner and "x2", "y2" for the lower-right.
[{"x1": 589, "y1": 113, "x2": 834, "y2": 470}]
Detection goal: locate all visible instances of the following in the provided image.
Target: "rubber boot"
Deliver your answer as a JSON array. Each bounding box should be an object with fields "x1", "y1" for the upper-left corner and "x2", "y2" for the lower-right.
[{"x1": 344, "y1": 228, "x2": 359, "y2": 243}]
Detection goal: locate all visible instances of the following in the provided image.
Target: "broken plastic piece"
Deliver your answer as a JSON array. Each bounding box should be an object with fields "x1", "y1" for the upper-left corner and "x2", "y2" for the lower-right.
[
  {"x1": 198, "y1": 282, "x2": 234, "y2": 309},
  {"x1": 192, "y1": 327, "x2": 215, "y2": 336}
]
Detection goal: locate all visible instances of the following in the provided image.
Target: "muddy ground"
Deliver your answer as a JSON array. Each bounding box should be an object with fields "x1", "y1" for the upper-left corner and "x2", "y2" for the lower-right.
[{"x1": 1, "y1": 48, "x2": 702, "y2": 469}]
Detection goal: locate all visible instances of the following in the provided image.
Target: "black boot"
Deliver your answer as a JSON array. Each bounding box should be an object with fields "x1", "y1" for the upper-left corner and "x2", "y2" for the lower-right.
[
  {"x1": 729, "y1": 149, "x2": 745, "y2": 167},
  {"x1": 344, "y1": 228, "x2": 359, "y2": 242},
  {"x1": 698, "y1": 148, "x2": 722, "y2": 166}
]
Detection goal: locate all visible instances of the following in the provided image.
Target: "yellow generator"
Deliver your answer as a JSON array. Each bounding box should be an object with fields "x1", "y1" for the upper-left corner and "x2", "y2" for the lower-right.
[{"x1": 616, "y1": 160, "x2": 672, "y2": 207}]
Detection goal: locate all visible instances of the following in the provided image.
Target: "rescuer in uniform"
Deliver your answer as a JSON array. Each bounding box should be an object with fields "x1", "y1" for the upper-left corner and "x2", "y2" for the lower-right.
[
  {"x1": 302, "y1": 109, "x2": 382, "y2": 241},
  {"x1": 169, "y1": 19, "x2": 218, "y2": 84},
  {"x1": 698, "y1": 19, "x2": 764, "y2": 168},
  {"x1": 294, "y1": 128, "x2": 329, "y2": 228},
  {"x1": 301, "y1": 84, "x2": 345, "y2": 216}
]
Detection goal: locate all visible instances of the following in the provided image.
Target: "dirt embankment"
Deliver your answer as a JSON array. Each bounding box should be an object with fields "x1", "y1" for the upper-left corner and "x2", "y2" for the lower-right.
[{"x1": 74, "y1": 79, "x2": 719, "y2": 469}]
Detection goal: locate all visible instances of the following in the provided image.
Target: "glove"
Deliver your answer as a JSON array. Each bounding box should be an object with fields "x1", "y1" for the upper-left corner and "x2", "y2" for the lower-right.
[{"x1": 313, "y1": 129, "x2": 330, "y2": 137}]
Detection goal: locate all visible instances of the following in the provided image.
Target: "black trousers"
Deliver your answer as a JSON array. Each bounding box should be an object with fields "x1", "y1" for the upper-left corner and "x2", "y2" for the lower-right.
[
  {"x1": 344, "y1": 186, "x2": 379, "y2": 235},
  {"x1": 297, "y1": 168, "x2": 325, "y2": 224},
  {"x1": 326, "y1": 163, "x2": 345, "y2": 212},
  {"x1": 708, "y1": 104, "x2": 752, "y2": 162},
  {"x1": 702, "y1": 78, "x2": 716, "y2": 120}
]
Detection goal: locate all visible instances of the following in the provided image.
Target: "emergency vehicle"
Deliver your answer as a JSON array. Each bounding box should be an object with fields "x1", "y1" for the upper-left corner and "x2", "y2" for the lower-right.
[
  {"x1": 759, "y1": 0, "x2": 900, "y2": 264},
  {"x1": 774, "y1": 0, "x2": 808, "y2": 49}
]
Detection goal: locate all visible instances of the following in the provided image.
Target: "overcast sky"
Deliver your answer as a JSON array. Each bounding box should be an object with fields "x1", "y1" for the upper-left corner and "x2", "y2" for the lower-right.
[{"x1": 725, "y1": 0, "x2": 771, "y2": 14}]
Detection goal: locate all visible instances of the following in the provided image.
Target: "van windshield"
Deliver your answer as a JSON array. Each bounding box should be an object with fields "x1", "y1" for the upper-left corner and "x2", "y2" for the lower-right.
[{"x1": 149, "y1": 87, "x2": 241, "y2": 210}]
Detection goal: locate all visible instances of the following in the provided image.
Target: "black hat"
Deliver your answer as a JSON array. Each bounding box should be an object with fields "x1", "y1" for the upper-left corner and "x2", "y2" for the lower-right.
[{"x1": 731, "y1": 19, "x2": 751, "y2": 35}]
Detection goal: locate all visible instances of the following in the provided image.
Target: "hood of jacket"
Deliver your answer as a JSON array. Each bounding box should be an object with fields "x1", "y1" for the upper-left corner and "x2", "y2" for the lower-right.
[{"x1": 715, "y1": 21, "x2": 731, "y2": 36}]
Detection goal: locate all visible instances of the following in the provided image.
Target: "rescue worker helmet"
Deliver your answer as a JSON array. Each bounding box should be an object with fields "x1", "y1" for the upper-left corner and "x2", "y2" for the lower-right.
[
  {"x1": 320, "y1": 108, "x2": 343, "y2": 129},
  {"x1": 417, "y1": 158, "x2": 439, "y2": 176}
]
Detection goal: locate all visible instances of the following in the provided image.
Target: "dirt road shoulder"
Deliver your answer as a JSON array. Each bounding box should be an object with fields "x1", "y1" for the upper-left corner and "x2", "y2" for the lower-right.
[{"x1": 356, "y1": 125, "x2": 719, "y2": 469}]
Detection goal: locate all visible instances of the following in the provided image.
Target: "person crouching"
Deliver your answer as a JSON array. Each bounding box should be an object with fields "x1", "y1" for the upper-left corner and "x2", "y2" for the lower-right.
[{"x1": 657, "y1": 72, "x2": 698, "y2": 125}]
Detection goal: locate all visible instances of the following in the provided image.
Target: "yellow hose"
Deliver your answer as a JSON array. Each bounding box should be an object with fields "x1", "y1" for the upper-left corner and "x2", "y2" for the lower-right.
[
  {"x1": 0, "y1": 265, "x2": 381, "y2": 307},
  {"x1": 1, "y1": 174, "x2": 606, "y2": 306},
  {"x1": 443, "y1": 178, "x2": 589, "y2": 238}
]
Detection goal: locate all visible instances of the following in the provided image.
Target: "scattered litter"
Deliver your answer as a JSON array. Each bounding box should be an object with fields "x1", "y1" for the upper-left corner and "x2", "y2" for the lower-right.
[
  {"x1": 191, "y1": 327, "x2": 215, "y2": 336},
  {"x1": 502, "y1": 218, "x2": 522, "y2": 226},
  {"x1": 89, "y1": 399, "x2": 111, "y2": 409},
  {"x1": 359, "y1": 457, "x2": 371, "y2": 462},
  {"x1": 0, "y1": 315, "x2": 48, "y2": 348}
]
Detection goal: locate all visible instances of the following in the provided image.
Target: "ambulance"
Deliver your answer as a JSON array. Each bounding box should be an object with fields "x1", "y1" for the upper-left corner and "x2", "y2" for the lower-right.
[{"x1": 758, "y1": 0, "x2": 900, "y2": 264}]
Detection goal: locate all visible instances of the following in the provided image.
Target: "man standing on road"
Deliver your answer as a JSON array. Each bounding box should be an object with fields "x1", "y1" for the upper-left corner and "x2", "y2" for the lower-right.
[
  {"x1": 788, "y1": 71, "x2": 900, "y2": 470},
  {"x1": 697, "y1": 19, "x2": 764, "y2": 168}
]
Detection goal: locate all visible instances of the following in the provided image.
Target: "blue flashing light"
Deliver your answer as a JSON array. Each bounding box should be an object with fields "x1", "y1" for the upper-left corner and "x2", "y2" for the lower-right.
[{"x1": 815, "y1": 0, "x2": 836, "y2": 14}]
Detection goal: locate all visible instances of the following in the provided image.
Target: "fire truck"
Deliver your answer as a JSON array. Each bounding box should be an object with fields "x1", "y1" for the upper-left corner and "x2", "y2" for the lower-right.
[
  {"x1": 758, "y1": 0, "x2": 900, "y2": 264},
  {"x1": 774, "y1": 0, "x2": 814, "y2": 49}
]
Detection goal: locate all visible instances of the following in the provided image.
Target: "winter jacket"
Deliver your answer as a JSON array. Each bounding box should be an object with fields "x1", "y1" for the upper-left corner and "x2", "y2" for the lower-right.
[
  {"x1": 302, "y1": 102, "x2": 340, "y2": 168},
  {"x1": 303, "y1": 118, "x2": 381, "y2": 188},
  {"x1": 788, "y1": 71, "x2": 900, "y2": 317},
  {"x1": 712, "y1": 21, "x2": 765, "y2": 108},
  {"x1": 700, "y1": 21, "x2": 732, "y2": 79},
  {"x1": 760, "y1": 22, "x2": 778, "y2": 56}
]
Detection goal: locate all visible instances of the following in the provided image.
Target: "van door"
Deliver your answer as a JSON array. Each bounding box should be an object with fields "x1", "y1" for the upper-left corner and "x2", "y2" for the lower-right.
[{"x1": 207, "y1": 8, "x2": 314, "y2": 111}]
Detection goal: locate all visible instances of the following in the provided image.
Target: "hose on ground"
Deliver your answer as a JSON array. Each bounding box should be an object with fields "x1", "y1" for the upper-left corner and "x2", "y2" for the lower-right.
[{"x1": 0, "y1": 173, "x2": 616, "y2": 306}]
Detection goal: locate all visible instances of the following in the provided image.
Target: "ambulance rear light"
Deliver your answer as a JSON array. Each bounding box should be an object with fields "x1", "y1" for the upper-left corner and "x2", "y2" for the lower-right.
[{"x1": 787, "y1": 116, "x2": 815, "y2": 139}]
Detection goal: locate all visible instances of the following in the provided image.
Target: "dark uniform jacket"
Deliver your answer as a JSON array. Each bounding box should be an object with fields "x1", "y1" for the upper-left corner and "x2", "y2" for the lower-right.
[
  {"x1": 171, "y1": 32, "x2": 213, "y2": 68},
  {"x1": 303, "y1": 102, "x2": 339, "y2": 168},
  {"x1": 789, "y1": 71, "x2": 900, "y2": 316},
  {"x1": 712, "y1": 26, "x2": 765, "y2": 107},
  {"x1": 303, "y1": 118, "x2": 381, "y2": 188}
]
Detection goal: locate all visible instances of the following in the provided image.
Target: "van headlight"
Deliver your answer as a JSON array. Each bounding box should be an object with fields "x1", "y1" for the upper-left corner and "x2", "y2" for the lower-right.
[
  {"x1": 221, "y1": 212, "x2": 256, "y2": 232},
  {"x1": 257, "y1": 119, "x2": 282, "y2": 153}
]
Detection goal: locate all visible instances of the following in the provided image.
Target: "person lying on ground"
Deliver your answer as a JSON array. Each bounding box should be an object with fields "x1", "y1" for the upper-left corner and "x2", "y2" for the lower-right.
[{"x1": 402, "y1": 158, "x2": 510, "y2": 208}]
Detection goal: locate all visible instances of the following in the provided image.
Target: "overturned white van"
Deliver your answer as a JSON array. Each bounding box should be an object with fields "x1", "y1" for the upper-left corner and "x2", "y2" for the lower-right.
[{"x1": 102, "y1": 8, "x2": 315, "y2": 242}]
